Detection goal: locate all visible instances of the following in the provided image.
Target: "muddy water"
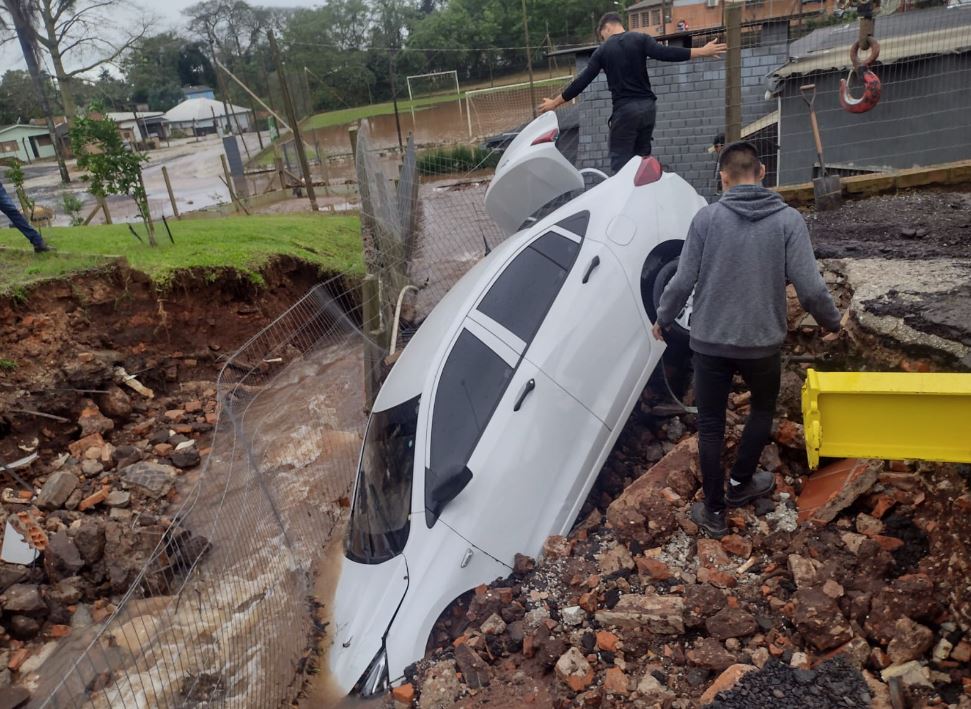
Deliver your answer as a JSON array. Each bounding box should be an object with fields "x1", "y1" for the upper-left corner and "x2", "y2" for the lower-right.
[
  {"x1": 294, "y1": 92, "x2": 543, "y2": 158},
  {"x1": 31, "y1": 330, "x2": 369, "y2": 708}
]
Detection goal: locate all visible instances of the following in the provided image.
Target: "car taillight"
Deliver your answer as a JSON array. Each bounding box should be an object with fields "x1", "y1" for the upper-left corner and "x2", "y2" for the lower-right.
[
  {"x1": 634, "y1": 156, "x2": 663, "y2": 186},
  {"x1": 531, "y1": 129, "x2": 559, "y2": 145}
]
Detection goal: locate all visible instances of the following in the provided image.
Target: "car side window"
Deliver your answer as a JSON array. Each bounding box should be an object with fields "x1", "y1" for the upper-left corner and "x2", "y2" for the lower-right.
[
  {"x1": 428, "y1": 329, "x2": 514, "y2": 480},
  {"x1": 477, "y1": 231, "x2": 581, "y2": 344}
]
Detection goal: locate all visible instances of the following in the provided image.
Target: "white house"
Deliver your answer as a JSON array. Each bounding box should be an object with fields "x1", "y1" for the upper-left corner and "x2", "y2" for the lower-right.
[
  {"x1": 162, "y1": 97, "x2": 254, "y2": 135},
  {"x1": 106, "y1": 112, "x2": 168, "y2": 143}
]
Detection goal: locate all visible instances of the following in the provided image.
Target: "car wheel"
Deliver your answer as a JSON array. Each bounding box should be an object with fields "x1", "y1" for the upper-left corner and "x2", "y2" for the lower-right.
[{"x1": 650, "y1": 258, "x2": 692, "y2": 343}]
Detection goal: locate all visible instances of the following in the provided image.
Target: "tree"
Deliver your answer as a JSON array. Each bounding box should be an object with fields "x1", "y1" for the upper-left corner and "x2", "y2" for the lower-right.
[
  {"x1": 70, "y1": 111, "x2": 156, "y2": 246},
  {"x1": 0, "y1": 69, "x2": 58, "y2": 124},
  {"x1": 74, "y1": 69, "x2": 132, "y2": 112},
  {"x1": 21, "y1": 0, "x2": 153, "y2": 122},
  {"x1": 283, "y1": 2, "x2": 376, "y2": 111},
  {"x1": 123, "y1": 32, "x2": 215, "y2": 111},
  {"x1": 0, "y1": 0, "x2": 71, "y2": 182}
]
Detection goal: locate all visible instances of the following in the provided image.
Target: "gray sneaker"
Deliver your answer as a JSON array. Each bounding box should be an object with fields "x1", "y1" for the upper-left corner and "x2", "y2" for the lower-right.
[
  {"x1": 691, "y1": 501, "x2": 728, "y2": 539},
  {"x1": 725, "y1": 469, "x2": 775, "y2": 508}
]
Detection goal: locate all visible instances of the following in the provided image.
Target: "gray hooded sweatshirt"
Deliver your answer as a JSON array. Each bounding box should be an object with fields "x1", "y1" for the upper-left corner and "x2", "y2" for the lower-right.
[{"x1": 656, "y1": 184, "x2": 841, "y2": 359}]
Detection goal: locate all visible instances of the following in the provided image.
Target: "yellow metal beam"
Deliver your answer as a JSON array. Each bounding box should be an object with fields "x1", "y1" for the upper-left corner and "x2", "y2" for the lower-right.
[{"x1": 802, "y1": 369, "x2": 971, "y2": 469}]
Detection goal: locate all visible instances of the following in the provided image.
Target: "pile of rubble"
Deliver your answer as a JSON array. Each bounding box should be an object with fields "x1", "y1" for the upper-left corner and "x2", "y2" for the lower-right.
[
  {"x1": 395, "y1": 413, "x2": 971, "y2": 709},
  {"x1": 0, "y1": 350, "x2": 217, "y2": 696}
]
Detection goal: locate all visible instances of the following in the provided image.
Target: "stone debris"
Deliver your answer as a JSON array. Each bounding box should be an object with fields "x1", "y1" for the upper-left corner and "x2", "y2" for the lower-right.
[
  {"x1": 34, "y1": 472, "x2": 78, "y2": 511},
  {"x1": 796, "y1": 458, "x2": 880, "y2": 524},
  {"x1": 0, "y1": 373, "x2": 215, "y2": 693},
  {"x1": 554, "y1": 647, "x2": 594, "y2": 692}
]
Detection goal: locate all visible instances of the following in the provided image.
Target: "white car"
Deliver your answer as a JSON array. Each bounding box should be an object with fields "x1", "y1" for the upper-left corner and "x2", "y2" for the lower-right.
[{"x1": 329, "y1": 112, "x2": 705, "y2": 697}]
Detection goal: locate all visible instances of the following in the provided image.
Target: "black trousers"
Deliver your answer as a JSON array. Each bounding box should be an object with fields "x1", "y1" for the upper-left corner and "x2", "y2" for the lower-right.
[
  {"x1": 608, "y1": 99, "x2": 657, "y2": 174},
  {"x1": 694, "y1": 351, "x2": 781, "y2": 513}
]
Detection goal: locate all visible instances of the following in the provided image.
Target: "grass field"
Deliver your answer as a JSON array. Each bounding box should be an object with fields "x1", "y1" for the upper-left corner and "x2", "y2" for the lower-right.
[{"x1": 0, "y1": 214, "x2": 363, "y2": 294}]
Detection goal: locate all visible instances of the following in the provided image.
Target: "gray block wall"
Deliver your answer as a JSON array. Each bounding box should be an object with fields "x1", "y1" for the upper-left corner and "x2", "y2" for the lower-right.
[{"x1": 576, "y1": 25, "x2": 788, "y2": 200}]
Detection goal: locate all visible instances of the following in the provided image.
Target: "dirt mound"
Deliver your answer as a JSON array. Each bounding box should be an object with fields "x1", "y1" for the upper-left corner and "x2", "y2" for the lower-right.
[
  {"x1": 808, "y1": 190, "x2": 971, "y2": 260},
  {"x1": 707, "y1": 657, "x2": 870, "y2": 708}
]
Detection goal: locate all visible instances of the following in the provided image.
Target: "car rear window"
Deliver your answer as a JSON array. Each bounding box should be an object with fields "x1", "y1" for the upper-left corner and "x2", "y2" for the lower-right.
[
  {"x1": 428, "y1": 329, "x2": 513, "y2": 483},
  {"x1": 476, "y1": 232, "x2": 579, "y2": 343}
]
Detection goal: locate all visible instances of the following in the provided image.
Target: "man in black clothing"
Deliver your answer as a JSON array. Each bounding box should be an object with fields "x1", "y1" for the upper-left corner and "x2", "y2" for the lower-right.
[{"x1": 538, "y1": 13, "x2": 725, "y2": 173}]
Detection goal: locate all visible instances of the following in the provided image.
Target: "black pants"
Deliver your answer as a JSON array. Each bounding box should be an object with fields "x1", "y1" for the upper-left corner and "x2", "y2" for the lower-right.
[
  {"x1": 694, "y1": 351, "x2": 781, "y2": 513},
  {"x1": 608, "y1": 99, "x2": 657, "y2": 174}
]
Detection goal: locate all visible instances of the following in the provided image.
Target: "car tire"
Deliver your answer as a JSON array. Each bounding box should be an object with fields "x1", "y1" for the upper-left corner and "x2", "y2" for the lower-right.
[{"x1": 649, "y1": 258, "x2": 691, "y2": 344}]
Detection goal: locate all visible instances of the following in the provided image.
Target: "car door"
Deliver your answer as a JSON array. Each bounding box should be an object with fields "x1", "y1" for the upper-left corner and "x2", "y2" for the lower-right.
[
  {"x1": 429, "y1": 225, "x2": 608, "y2": 563},
  {"x1": 525, "y1": 236, "x2": 657, "y2": 430}
]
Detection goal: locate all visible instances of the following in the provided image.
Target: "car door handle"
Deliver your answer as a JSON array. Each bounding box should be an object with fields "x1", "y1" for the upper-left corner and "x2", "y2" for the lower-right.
[
  {"x1": 581, "y1": 256, "x2": 601, "y2": 284},
  {"x1": 513, "y1": 378, "x2": 536, "y2": 412}
]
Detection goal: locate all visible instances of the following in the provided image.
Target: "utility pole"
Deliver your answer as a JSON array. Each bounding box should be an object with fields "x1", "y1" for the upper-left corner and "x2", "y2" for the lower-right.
[
  {"x1": 4, "y1": 0, "x2": 70, "y2": 183},
  {"x1": 209, "y1": 39, "x2": 234, "y2": 135},
  {"x1": 268, "y1": 30, "x2": 318, "y2": 212},
  {"x1": 724, "y1": 0, "x2": 743, "y2": 143},
  {"x1": 522, "y1": 0, "x2": 536, "y2": 118}
]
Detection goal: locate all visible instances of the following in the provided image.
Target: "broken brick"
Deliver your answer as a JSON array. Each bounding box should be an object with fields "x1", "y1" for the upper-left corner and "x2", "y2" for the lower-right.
[
  {"x1": 720, "y1": 535, "x2": 752, "y2": 559},
  {"x1": 391, "y1": 682, "x2": 415, "y2": 705},
  {"x1": 78, "y1": 487, "x2": 110, "y2": 512},
  {"x1": 797, "y1": 459, "x2": 880, "y2": 525},
  {"x1": 596, "y1": 631, "x2": 620, "y2": 653}
]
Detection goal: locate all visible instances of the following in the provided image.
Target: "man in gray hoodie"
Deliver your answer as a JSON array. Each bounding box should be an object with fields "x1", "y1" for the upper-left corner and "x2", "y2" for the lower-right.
[{"x1": 653, "y1": 141, "x2": 841, "y2": 538}]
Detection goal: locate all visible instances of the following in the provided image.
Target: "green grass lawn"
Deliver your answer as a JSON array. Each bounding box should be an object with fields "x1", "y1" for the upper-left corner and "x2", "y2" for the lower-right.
[{"x1": 0, "y1": 214, "x2": 363, "y2": 294}]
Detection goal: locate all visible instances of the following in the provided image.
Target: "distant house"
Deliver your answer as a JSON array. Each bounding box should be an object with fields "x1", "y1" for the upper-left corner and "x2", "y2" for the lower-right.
[
  {"x1": 106, "y1": 111, "x2": 168, "y2": 143},
  {"x1": 627, "y1": 0, "x2": 835, "y2": 36},
  {"x1": 163, "y1": 97, "x2": 254, "y2": 135},
  {"x1": 182, "y1": 85, "x2": 216, "y2": 101},
  {"x1": 767, "y1": 6, "x2": 971, "y2": 185},
  {"x1": 0, "y1": 124, "x2": 55, "y2": 163}
]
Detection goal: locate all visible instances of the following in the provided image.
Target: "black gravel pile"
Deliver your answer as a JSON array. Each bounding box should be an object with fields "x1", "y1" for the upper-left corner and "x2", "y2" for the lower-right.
[{"x1": 707, "y1": 657, "x2": 871, "y2": 708}]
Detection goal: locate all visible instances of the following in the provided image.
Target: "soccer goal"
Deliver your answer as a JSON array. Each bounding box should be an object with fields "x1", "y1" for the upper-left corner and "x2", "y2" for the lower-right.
[
  {"x1": 406, "y1": 70, "x2": 462, "y2": 119},
  {"x1": 465, "y1": 75, "x2": 574, "y2": 139}
]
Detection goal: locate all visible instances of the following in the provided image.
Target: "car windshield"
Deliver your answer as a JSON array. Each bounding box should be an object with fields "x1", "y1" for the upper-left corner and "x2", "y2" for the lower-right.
[{"x1": 345, "y1": 395, "x2": 420, "y2": 564}]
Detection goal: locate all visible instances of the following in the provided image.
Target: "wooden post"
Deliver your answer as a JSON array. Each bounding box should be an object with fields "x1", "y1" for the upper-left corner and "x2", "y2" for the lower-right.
[
  {"x1": 522, "y1": 0, "x2": 537, "y2": 118},
  {"x1": 724, "y1": 0, "x2": 743, "y2": 143},
  {"x1": 82, "y1": 203, "x2": 101, "y2": 226},
  {"x1": 268, "y1": 30, "x2": 319, "y2": 212},
  {"x1": 348, "y1": 125, "x2": 359, "y2": 162},
  {"x1": 100, "y1": 196, "x2": 112, "y2": 225},
  {"x1": 361, "y1": 273, "x2": 385, "y2": 412},
  {"x1": 221, "y1": 154, "x2": 241, "y2": 213},
  {"x1": 136, "y1": 171, "x2": 157, "y2": 246},
  {"x1": 161, "y1": 166, "x2": 180, "y2": 219}
]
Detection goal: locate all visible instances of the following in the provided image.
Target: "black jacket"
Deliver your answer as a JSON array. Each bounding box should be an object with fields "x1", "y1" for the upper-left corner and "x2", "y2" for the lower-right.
[{"x1": 561, "y1": 32, "x2": 691, "y2": 107}]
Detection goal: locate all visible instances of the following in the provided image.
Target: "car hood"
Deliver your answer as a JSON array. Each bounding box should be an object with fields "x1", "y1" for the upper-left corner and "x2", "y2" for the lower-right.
[{"x1": 327, "y1": 554, "x2": 409, "y2": 694}]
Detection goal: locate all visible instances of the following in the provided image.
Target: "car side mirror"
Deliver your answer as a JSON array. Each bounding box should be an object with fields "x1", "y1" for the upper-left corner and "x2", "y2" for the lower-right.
[{"x1": 425, "y1": 465, "x2": 473, "y2": 527}]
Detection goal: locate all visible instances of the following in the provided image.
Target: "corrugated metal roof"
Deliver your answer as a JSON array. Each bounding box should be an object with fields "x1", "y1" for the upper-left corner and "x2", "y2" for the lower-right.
[
  {"x1": 0, "y1": 124, "x2": 51, "y2": 136},
  {"x1": 774, "y1": 7, "x2": 971, "y2": 78}
]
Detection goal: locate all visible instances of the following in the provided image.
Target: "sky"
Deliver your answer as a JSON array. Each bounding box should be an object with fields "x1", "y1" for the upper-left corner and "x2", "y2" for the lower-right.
[{"x1": 1, "y1": 0, "x2": 318, "y2": 76}]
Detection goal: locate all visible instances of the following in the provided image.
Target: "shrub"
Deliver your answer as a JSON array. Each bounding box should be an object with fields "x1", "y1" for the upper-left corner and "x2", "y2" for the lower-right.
[{"x1": 416, "y1": 145, "x2": 500, "y2": 176}]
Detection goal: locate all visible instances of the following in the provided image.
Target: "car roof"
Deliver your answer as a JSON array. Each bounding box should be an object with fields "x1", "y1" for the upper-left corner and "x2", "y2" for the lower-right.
[{"x1": 372, "y1": 234, "x2": 525, "y2": 411}]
